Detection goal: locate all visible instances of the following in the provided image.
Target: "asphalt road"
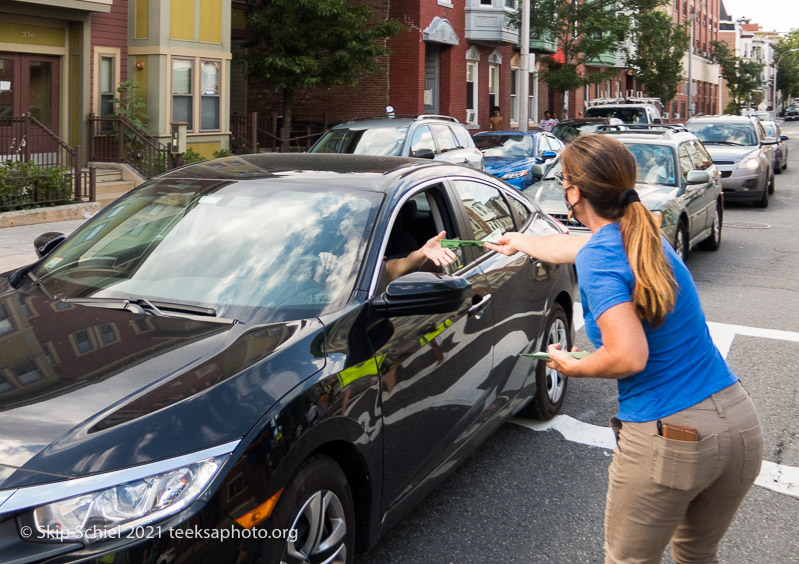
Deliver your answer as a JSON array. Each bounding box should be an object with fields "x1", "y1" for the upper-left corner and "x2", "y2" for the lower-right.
[{"x1": 356, "y1": 122, "x2": 799, "y2": 564}]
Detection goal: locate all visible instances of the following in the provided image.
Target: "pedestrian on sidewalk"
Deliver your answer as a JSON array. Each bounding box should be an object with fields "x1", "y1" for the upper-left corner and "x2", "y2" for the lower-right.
[
  {"x1": 486, "y1": 134, "x2": 762, "y2": 564},
  {"x1": 539, "y1": 111, "x2": 554, "y2": 132},
  {"x1": 489, "y1": 106, "x2": 504, "y2": 131}
]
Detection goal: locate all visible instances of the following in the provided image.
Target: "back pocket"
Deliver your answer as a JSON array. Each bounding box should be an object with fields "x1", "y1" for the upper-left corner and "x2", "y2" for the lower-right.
[
  {"x1": 740, "y1": 424, "x2": 763, "y2": 483},
  {"x1": 651, "y1": 434, "x2": 719, "y2": 491}
]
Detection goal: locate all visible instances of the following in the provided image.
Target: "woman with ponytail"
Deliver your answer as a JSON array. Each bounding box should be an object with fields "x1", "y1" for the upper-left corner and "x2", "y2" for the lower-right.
[{"x1": 486, "y1": 134, "x2": 761, "y2": 564}]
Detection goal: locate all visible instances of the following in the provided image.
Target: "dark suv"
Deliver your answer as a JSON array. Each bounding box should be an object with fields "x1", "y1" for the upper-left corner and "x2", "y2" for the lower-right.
[
  {"x1": 785, "y1": 105, "x2": 799, "y2": 121},
  {"x1": 310, "y1": 115, "x2": 484, "y2": 170}
]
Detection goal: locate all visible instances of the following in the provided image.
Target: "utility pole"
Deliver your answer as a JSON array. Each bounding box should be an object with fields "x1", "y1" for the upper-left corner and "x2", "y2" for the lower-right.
[
  {"x1": 687, "y1": 16, "x2": 693, "y2": 118},
  {"x1": 519, "y1": 0, "x2": 531, "y2": 131}
]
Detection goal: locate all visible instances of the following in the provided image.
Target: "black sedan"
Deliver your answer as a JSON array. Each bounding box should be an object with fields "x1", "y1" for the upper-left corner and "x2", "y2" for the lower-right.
[{"x1": 0, "y1": 154, "x2": 576, "y2": 563}]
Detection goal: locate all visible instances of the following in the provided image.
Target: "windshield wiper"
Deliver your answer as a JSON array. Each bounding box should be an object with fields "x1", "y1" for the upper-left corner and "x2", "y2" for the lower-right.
[
  {"x1": 62, "y1": 296, "x2": 235, "y2": 322},
  {"x1": 27, "y1": 271, "x2": 57, "y2": 300},
  {"x1": 701, "y1": 141, "x2": 744, "y2": 146}
]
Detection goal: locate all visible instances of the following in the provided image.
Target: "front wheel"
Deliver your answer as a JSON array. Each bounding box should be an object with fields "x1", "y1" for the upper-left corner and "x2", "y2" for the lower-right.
[
  {"x1": 674, "y1": 219, "x2": 689, "y2": 262},
  {"x1": 258, "y1": 456, "x2": 355, "y2": 564},
  {"x1": 698, "y1": 205, "x2": 722, "y2": 251},
  {"x1": 520, "y1": 303, "x2": 570, "y2": 420}
]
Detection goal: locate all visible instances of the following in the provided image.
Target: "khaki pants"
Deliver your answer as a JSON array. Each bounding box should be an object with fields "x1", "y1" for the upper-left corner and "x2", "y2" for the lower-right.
[{"x1": 605, "y1": 382, "x2": 763, "y2": 564}]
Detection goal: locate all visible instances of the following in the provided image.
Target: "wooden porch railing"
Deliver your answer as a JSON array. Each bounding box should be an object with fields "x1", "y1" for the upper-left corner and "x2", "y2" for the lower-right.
[
  {"x1": 230, "y1": 112, "x2": 330, "y2": 153},
  {"x1": 0, "y1": 114, "x2": 95, "y2": 211},
  {"x1": 88, "y1": 113, "x2": 171, "y2": 178}
]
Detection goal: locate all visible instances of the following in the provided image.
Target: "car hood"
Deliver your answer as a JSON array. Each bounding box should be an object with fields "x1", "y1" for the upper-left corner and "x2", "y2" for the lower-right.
[
  {"x1": 530, "y1": 179, "x2": 675, "y2": 214},
  {"x1": 701, "y1": 144, "x2": 759, "y2": 162},
  {"x1": 484, "y1": 156, "x2": 535, "y2": 175},
  {"x1": 0, "y1": 288, "x2": 325, "y2": 488}
]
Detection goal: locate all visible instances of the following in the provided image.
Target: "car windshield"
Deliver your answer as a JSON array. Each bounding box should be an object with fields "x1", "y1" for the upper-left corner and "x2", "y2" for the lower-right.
[
  {"x1": 474, "y1": 134, "x2": 534, "y2": 158},
  {"x1": 32, "y1": 179, "x2": 382, "y2": 323},
  {"x1": 585, "y1": 107, "x2": 648, "y2": 123},
  {"x1": 625, "y1": 143, "x2": 678, "y2": 186},
  {"x1": 310, "y1": 126, "x2": 407, "y2": 156},
  {"x1": 686, "y1": 123, "x2": 758, "y2": 146}
]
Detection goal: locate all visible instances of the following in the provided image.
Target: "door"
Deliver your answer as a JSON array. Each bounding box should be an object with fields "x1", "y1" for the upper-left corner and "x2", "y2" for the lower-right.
[
  {"x1": 373, "y1": 183, "x2": 496, "y2": 513},
  {"x1": 679, "y1": 142, "x2": 711, "y2": 234},
  {"x1": 0, "y1": 53, "x2": 59, "y2": 132},
  {"x1": 424, "y1": 44, "x2": 440, "y2": 115}
]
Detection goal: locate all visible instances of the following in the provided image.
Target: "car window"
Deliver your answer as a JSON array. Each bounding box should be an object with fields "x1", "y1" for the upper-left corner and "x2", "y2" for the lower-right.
[
  {"x1": 410, "y1": 125, "x2": 436, "y2": 156},
  {"x1": 309, "y1": 126, "x2": 406, "y2": 156},
  {"x1": 474, "y1": 134, "x2": 533, "y2": 158},
  {"x1": 507, "y1": 194, "x2": 532, "y2": 229},
  {"x1": 687, "y1": 141, "x2": 712, "y2": 170},
  {"x1": 547, "y1": 134, "x2": 564, "y2": 152},
  {"x1": 431, "y1": 124, "x2": 458, "y2": 153},
  {"x1": 686, "y1": 123, "x2": 758, "y2": 146},
  {"x1": 451, "y1": 124, "x2": 473, "y2": 149},
  {"x1": 538, "y1": 136, "x2": 552, "y2": 155},
  {"x1": 450, "y1": 180, "x2": 515, "y2": 258},
  {"x1": 33, "y1": 180, "x2": 383, "y2": 323},
  {"x1": 762, "y1": 122, "x2": 776, "y2": 137},
  {"x1": 678, "y1": 144, "x2": 693, "y2": 178},
  {"x1": 585, "y1": 106, "x2": 647, "y2": 123},
  {"x1": 625, "y1": 143, "x2": 678, "y2": 186}
]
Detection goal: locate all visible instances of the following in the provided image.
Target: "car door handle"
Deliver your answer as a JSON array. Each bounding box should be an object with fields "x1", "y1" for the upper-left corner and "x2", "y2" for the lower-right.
[{"x1": 468, "y1": 293, "x2": 492, "y2": 319}]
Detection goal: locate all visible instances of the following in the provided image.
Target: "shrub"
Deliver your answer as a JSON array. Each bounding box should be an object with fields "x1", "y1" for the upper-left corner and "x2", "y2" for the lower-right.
[
  {"x1": 213, "y1": 148, "x2": 232, "y2": 158},
  {"x1": 182, "y1": 148, "x2": 206, "y2": 163}
]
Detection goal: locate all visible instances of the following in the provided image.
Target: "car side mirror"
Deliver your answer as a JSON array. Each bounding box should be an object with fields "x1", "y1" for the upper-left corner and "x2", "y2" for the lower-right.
[
  {"x1": 762, "y1": 137, "x2": 777, "y2": 145},
  {"x1": 781, "y1": 135, "x2": 789, "y2": 141},
  {"x1": 541, "y1": 151, "x2": 557, "y2": 160},
  {"x1": 412, "y1": 148, "x2": 435, "y2": 160},
  {"x1": 372, "y1": 271, "x2": 471, "y2": 317},
  {"x1": 686, "y1": 170, "x2": 710, "y2": 185},
  {"x1": 531, "y1": 163, "x2": 546, "y2": 179},
  {"x1": 34, "y1": 232, "x2": 65, "y2": 258}
]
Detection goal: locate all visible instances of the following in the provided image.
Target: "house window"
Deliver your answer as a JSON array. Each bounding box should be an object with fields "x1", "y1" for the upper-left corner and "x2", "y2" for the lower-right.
[
  {"x1": 201, "y1": 60, "x2": 221, "y2": 130},
  {"x1": 528, "y1": 73, "x2": 536, "y2": 123},
  {"x1": 488, "y1": 64, "x2": 500, "y2": 116},
  {"x1": 99, "y1": 56, "x2": 115, "y2": 118},
  {"x1": 172, "y1": 58, "x2": 194, "y2": 130},
  {"x1": 466, "y1": 61, "x2": 478, "y2": 125},
  {"x1": 481, "y1": 0, "x2": 492, "y2": 4},
  {"x1": 505, "y1": 0, "x2": 516, "y2": 7}
]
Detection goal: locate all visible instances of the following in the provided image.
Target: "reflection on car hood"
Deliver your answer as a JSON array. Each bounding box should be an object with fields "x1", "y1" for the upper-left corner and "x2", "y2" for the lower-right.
[
  {"x1": 702, "y1": 145, "x2": 759, "y2": 162},
  {"x1": 530, "y1": 179, "x2": 674, "y2": 216},
  {"x1": 0, "y1": 289, "x2": 325, "y2": 488},
  {"x1": 483, "y1": 156, "x2": 535, "y2": 175}
]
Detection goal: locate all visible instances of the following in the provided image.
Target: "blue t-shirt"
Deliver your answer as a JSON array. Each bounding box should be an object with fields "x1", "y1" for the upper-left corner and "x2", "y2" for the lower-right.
[{"x1": 576, "y1": 222, "x2": 737, "y2": 422}]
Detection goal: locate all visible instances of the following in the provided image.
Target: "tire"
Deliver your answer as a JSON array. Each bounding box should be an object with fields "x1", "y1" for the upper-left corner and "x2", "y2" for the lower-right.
[
  {"x1": 698, "y1": 204, "x2": 722, "y2": 251},
  {"x1": 257, "y1": 456, "x2": 355, "y2": 564},
  {"x1": 520, "y1": 303, "x2": 570, "y2": 420},
  {"x1": 774, "y1": 159, "x2": 782, "y2": 174},
  {"x1": 767, "y1": 173, "x2": 775, "y2": 195},
  {"x1": 674, "y1": 219, "x2": 689, "y2": 262},
  {"x1": 754, "y1": 182, "x2": 770, "y2": 208}
]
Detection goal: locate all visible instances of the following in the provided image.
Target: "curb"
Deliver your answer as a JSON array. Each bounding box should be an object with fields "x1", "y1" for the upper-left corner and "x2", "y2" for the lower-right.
[{"x1": 0, "y1": 202, "x2": 102, "y2": 228}]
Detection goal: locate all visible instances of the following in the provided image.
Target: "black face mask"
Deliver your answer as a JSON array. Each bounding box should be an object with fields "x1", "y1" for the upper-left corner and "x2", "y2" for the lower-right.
[{"x1": 564, "y1": 189, "x2": 575, "y2": 220}]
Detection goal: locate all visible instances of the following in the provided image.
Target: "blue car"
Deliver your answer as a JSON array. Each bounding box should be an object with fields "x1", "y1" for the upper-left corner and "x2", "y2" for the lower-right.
[{"x1": 473, "y1": 130, "x2": 564, "y2": 190}]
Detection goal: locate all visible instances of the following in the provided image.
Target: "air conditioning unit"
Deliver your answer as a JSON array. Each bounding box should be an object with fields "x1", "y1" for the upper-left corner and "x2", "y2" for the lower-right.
[{"x1": 466, "y1": 109, "x2": 476, "y2": 123}]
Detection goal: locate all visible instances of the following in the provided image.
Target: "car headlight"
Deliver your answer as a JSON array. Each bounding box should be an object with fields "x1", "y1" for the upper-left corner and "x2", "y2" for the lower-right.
[
  {"x1": 501, "y1": 170, "x2": 529, "y2": 180},
  {"x1": 31, "y1": 456, "x2": 225, "y2": 542},
  {"x1": 737, "y1": 156, "x2": 760, "y2": 170}
]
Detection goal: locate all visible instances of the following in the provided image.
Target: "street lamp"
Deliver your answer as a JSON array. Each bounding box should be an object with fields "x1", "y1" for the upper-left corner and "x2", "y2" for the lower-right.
[{"x1": 773, "y1": 48, "x2": 799, "y2": 116}]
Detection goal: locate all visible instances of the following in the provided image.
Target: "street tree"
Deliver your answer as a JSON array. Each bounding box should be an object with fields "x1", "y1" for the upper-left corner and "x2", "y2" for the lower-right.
[
  {"x1": 775, "y1": 32, "x2": 799, "y2": 108},
  {"x1": 512, "y1": 0, "x2": 664, "y2": 110},
  {"x1": 710, "y1": 40, "x2": 763, "y2": 114},
  {"x1": 243, "y1": 0, "x2": 400, "y2": 149},
  {"x1": 626, "y1": 10, "x2": 689, "y2": 110}
]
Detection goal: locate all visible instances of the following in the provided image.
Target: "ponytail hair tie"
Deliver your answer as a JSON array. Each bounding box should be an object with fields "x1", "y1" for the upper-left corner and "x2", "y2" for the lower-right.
[{"x1": 618, "y1": 189, "x2": 640, "y2": 207}]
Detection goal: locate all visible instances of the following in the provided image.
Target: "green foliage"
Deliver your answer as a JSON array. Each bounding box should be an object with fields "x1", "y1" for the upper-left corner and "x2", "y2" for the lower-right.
[
  {"x1": 182, "y1": 148, "x2": 206, "y2": 163},
  {"x1": 775, "y1": 36, "x2": 799, "y2": 107},
  {"x1": 242, "y1": 0, "x2": 401, "y2": 146},
  {"x1": 710, "y1": 40, "x2": 764, "y2": 107},
  {"x1": 213, "y1": 148, "x2": 232, "y2": 158},
  {"x1": 229, "y1": 133, "x2": 250, "y2": 154},
  {"x1": 511, "y1": 0, "x2": 665, "y2": 94},
  {"x1": 626, "y1": 11, "x2": 689, "y2": 107},
  {"x1": 112, "y1": 81, "x2": 149, "y2": 132},
  {"x1": 0, "y1": 161, "x2": 72, "y2": 211},
  {"x1": 724, "y1": 100, "x2": 741, "y2": 115}
]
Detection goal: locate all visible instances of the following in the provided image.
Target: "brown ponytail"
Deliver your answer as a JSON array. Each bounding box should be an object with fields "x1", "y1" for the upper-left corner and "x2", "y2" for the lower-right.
[{"x1": 561, "y1": 135, "x2": 676, "y2": 327}]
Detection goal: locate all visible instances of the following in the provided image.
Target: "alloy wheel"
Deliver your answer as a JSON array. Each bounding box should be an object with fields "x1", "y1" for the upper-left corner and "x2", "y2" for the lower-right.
[
  {"x1": 283, "y1": 490, "x2": 348, "y2": 564},
  {"x1": 545, "y1": 317, "x2": 568, "y2": 404}
]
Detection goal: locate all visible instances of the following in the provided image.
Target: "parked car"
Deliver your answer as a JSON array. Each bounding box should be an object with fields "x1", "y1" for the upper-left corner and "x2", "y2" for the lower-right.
[
  {"x1": 552, "y1": 117, "x2": 626, "y2": 143},
  {"x1": 743, "y1": 109, "x2": 773, "y2": 122},
  {"x1": 0, "y1": 153, "x2": 576, "y2": 564},
  {"x1": 527, "y1": 128, "x2": 723, "y2": 262},
  {"x1": 583, "y1": 97, "x2": 664, "y2": 124},
  {"x1": 761, "y1": 120, "x2": 789, "y2": 173},
  {"x1": 686, "y1": 115, "x2": 776, "y2": 206},
  {"x1": 785, "y1": 105, "x2": 799, "y2": 121},
  {"x1": 472, "y1": 130, "x2": 564, "y2": 190},
  {"x1": 309, "y1": 115, "x2": 484, "y2": 170}
]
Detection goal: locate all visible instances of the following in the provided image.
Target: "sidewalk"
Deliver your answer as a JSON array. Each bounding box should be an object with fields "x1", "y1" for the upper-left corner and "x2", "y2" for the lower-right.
[{"x1": 0, "y1": 219, "x2": 87, "y2": 272}]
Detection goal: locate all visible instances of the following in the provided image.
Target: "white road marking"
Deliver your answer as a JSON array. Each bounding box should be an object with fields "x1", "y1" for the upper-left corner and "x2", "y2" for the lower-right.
[
  {"x1": 511, "y1": 415, "x2": 799, "y2": 499},
  {"x1": 551, "y1": 312, "x2": 799, "y2": 499}
]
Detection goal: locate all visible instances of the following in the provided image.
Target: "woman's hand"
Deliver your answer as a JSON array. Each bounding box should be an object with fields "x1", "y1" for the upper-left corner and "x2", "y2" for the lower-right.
[
  {"x1": 484, "y1": 232, "x2": 524, "y2": 256},
  {"x1": 421, "y1": 231, "x2": 457, "y2": 267},
  {"x1": 546, "y1": 343, "x2": 583, "y2": 376}
]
